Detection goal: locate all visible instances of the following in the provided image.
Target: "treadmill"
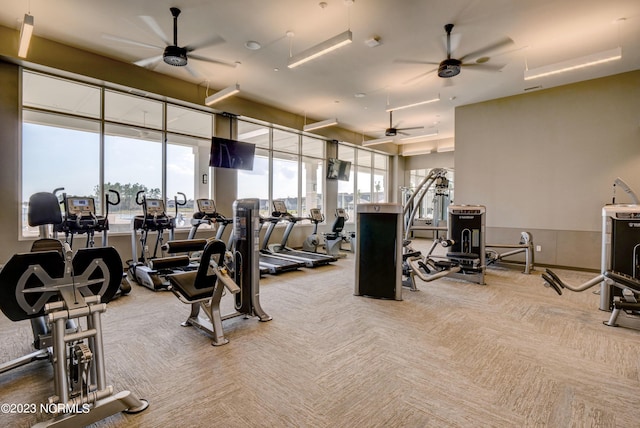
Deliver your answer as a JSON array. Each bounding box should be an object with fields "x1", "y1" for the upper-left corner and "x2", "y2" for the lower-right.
[
  {"x1": 258, "y1": 217, "x2": 304, "y2": 274},
  {"x1": 265, "y1": 200, "x2": 338, "y2": 267},
  {"x1": 191, "y1": 199, "x2": 276, "y2": 276}
]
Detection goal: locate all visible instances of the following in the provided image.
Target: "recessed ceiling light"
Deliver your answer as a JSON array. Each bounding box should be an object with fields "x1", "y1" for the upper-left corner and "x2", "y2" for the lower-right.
[
  {"x1": 245, "y1": 40, "x2": 261, "y2": 50},
  {"x1": 354, "y1": 92, "x2": 366, "y2": 98}
]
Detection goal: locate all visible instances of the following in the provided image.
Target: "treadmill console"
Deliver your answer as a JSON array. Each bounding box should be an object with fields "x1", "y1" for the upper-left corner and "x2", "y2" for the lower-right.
[
  {"x1": 197, "y1": 199, "x2": 217, "y2": 215},
  {"x1": 273, "y1": 199, "x2": 288, "y2": 215}
]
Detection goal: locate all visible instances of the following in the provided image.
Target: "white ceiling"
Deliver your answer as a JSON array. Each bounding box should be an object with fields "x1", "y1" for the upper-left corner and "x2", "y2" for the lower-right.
[{"x1": 2, "y1": 0, "x2": 639, "y2": 148}]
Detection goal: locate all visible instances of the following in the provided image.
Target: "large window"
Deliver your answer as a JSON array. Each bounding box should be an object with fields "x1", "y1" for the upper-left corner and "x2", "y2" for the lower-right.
[
  {"x1": 20, "y1": 70, "x2": 211, "y2": 238},
  {"x1": 408, "y1": 168, "x2": 454, "y2": 223},
  {"x1": 273, "y1": 152, "x2": 299, "y2": 214},
  {"x1": 21, "y1": 112, "x2": 100, "y2": 237},
  {"x1": 20, "y1": 70, "x2": 389, "y2": 240},
  {"x1": 237, "y1": 149, "x2": 270, "y2": 215},
  {"x1": 302, "y1": 137, "x2": 324, "y2": 215},
  {"x1": 373, "y1": 153, "x2": 387, "y2": 203},
  {"x1": 337, "y1": 145, "x2": 355, "y2": 219},
  {"x1": 236, "y1": 121, "x2": 326, "y2": 219},
  {"x1": 337, "y1": 144, "x2": 388, "y2": 221},
  {"x1": 237, "y1": 122, "x2": 270, "y2": 215}
]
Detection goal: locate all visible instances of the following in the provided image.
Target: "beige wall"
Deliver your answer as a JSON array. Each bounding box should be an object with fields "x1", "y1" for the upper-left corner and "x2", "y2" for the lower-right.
[{"x1": 455, "y1": 70, "x2": 640, "y2": 269}]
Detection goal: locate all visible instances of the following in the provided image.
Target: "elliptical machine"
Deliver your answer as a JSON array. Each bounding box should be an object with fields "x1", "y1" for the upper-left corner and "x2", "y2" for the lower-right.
[
  {"x1": 128, "y1": 191, "x2": 187, "y2": 290},
  {"x1": 54, "y1": 188, "x2": 115, "y2": 247},
  {"x1": 55, "y1": 188, "x2": 131, "y2": 295}
]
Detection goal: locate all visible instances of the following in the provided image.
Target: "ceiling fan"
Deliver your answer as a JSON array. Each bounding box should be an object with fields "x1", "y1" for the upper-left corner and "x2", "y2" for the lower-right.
[
  {"x1": 383, "y1": 110, "x2": 424, "y2": 137},
  {"x1": 396, "y1": 23, "x2": 513, "y2": 85},
  {"x1": 103, "y1": 7, "x2": 236, "y2": 74}
]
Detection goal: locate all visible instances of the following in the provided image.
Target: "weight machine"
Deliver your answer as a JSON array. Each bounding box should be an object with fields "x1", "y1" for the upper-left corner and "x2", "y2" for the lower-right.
[
  {"x1": 0, "y1": 192, "x2": 148, "y2": 426},
  {"x1": 167, "y1": 198, "x2": 271, "y2": 345},
  {"x1": 542, "y1": 177, "x2": 640, "y2": 329}
]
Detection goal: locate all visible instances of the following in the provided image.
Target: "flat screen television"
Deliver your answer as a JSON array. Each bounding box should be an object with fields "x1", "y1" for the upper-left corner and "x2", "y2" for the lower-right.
[
  {"x1": 210, "y1": 137, "x2": 256, "y2": 171},
  {"x1": 327, "y1": 158, "x2": 351, "y2": 181}
]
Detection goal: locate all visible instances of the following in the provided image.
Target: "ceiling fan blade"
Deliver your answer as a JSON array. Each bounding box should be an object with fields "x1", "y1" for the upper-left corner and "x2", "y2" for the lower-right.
[
  {"x1": 102, "y1": 34, "x2": 163, "y2": 50},
  {"x1": 140, "y1": 15, "x2": 171, "y2": 46},
  {"x1": 184, "y1": 64, "x2": 203, "y2": 79},
  {"x1": 185, "y1": 35, "x2": 226, "y2": 52},
  {"x1": 188, "y1": 54, "x2": 237, "y2": 68},
  {"x1": 134, "y1": 55, "x2": 163, "y2": 67},
  {"x1": 402, "y1": 68, "x2": 438, "y2": 85},
  {"x1": 397, "y1": 126, "x2": 424, "y2": 132},
  {"x1": 394, "y1": 59, "x2": 440, "y2": 65},
  {"x1": 459, "y1": 37, "x2": 514, "y2": 62},
  {"x1": 461, "y1": 62, "x2": 505, "y2": 71}
]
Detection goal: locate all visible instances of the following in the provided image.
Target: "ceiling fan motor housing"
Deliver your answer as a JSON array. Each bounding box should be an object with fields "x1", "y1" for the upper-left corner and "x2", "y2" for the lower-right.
[
  {"x1": 438, "y1": 58, "x2": 461, "y2": 77},
  {"x1": 385, "y1": 128, "x2": 397, "y2": 137},
  {"x1": 163, "y1": 45, "x2": 188, "y2": 66}
]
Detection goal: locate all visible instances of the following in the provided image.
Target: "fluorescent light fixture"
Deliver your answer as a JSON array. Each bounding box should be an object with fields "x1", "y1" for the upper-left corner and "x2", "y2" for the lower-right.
[
  {"x1": 303, "y1": 118, "x2": 338, "y2": 132},
  {"x1": 205, "y1": 84, "x2": 240, "y2": 105},
  {"x1": 400, "y1": 130, "x2": 439, "y2": 141},
  {"x1": 436, "y1": 146, "x2": 455, "y2": 153},
  {"x1": 288, "y1": 30, "x2": 352, "y2": 69},
  {"x1": 524, "y1": 47, "x2": 621, "y2": 80},
  {"x1": 362, "y1": 137, "x2": 394, "y2": 146},
  {"x1": 386, "y1": 96, "x2": 440, "y2": 112},
  {"x1": 402, "y1": 148, "x2": 433, "y2": 156},
  {"x1": 238, "y1": 128, "x2": 269, "y2": 140},
  {"x1": 18, "y1": 14, "x2": 34, "y2": 58}
]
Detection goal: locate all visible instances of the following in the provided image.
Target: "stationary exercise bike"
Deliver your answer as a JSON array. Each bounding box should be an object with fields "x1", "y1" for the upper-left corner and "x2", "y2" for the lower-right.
[
  {"x1": 301, "y1": 208, "x2": 349, "y2": 258},
  {"x1": 128, "y1": 191, "x2": 188, "y2": 290},
  {"x1": 302, "y1": 208, "x2": 325, "y2": 253},
  {"x1": 325, "y1": 208, "x2": 351, "y2": 257}
]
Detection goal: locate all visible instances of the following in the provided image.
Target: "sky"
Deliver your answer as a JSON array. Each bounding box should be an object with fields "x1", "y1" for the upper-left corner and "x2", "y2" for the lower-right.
[{"x1": 23, "y1": 122, "x2": 302, "y2": 204}]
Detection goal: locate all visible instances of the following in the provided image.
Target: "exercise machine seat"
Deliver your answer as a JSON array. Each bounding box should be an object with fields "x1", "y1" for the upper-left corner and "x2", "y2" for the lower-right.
[
  {"x1": 447, "y1": 252, "x2": 480, "y2": 260},
  {"x1": 167, "y1": 239, "x2": 227, "y2": 302},
  {"x1": 603, "y1": 271, "x2": 640, "y2": 294},
  {"x1": 325, "y1": 215, "x2": 345, "y2": 240},
  {"x1": 30, "y1": 238, "x2": 64, "y2": 255},
  {"x1": 28, "y1": 192, "x2": 62, "y2": 227}
]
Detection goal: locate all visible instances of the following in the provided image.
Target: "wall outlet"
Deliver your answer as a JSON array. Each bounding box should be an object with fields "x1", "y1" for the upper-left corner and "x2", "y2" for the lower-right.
[{"x1": 536, "y1": 245, "x2": 542, "y2": 252}]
